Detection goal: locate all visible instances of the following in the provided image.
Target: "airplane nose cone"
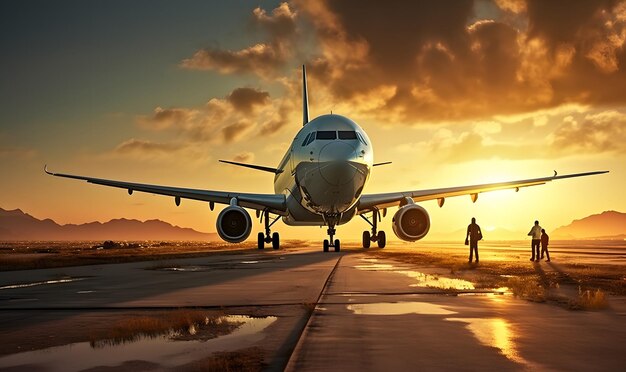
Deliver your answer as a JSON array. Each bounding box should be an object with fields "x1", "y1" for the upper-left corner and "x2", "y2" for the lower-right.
[{"x1": 318, "y1": 142, "x2": 357, "y2": 186}]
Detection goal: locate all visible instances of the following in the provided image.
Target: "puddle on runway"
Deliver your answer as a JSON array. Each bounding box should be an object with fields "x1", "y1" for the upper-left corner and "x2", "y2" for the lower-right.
[
  {"x1": 446, "y1": 317, "x2": 538, "y2": 368},
  {"x1": 356, "y1": 258, "x2": 475, "y2": 290},
  {"x1": 348, "y1": 302, "x2": 457, "y2": 315},
  {"x1": 0, "y1": 315, "x2": 276, "y2": 372},
  {"x1": 0, "y1": 277, "x2": 88, "y2": 290},
  {"x1": 160, "y1": 266, "x2": 204, "y2": 272},
  {"x1": 153, "y1": 257, "x2": 275, "y2": 272}
]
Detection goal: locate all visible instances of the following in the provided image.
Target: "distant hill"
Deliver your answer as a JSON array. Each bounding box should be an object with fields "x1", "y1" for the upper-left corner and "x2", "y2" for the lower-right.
[
  {"x1": 552, "y1": 211, "x2": 626, "y2": 239},
  {"x1": 0, "y1": 207, "x2": 217, "y2": 241}
]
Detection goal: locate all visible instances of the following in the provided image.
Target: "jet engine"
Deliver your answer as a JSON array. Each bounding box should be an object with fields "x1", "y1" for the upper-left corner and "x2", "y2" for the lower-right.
[
  {"x1": 392, "y1": 201, "x2": 430, "y2": 241},
  {"x1": 216, "y1": 205, "x2": 252, "y2": 243}
]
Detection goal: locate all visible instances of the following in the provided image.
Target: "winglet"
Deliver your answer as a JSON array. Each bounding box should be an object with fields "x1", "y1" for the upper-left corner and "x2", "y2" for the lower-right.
[
  {"x1": 44, "y1": 164, "x2": 53, "y2": 175},
  {"x1": 302, "y1": 65, "x2": 309, "y2": 126}
]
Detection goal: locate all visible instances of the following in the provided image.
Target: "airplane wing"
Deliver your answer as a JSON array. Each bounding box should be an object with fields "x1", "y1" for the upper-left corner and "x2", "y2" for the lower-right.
[
  {"x1": 44, "y1": 166, "x2": 287, "y2": 215},
  {"x1": 357, "y1": 170, "x2": 608, "y2": 213}
]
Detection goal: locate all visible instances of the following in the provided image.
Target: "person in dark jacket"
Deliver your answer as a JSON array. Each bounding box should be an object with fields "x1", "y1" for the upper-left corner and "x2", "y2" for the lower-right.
[
  {"x1": 541, "y1": 229, "x2": 550, "y2": 262},
  {"x1": 465, "y1": 217, "x2": 483, "y2": 263}
]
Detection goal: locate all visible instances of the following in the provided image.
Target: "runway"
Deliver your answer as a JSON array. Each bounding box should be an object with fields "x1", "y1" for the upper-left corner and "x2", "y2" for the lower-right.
[{"x1": 0, "y1": 247, "x2": 624, "y2": 371}]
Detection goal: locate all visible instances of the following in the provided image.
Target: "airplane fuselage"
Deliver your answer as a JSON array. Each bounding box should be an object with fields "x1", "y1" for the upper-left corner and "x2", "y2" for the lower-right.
[{"x1": 274, "y1": 114, "x2": 373, "y2": 226}]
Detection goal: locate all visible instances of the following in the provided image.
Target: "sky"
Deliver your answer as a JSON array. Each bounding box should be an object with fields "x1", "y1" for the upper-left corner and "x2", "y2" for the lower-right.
[{"x1": 1, "y1": 0, "x2": 625, "y2": 241}]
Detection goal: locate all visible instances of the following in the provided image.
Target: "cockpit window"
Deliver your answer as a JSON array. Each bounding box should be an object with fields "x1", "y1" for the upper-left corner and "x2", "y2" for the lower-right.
[
  {"x1": 316, "y1": 131, "x2": 336, "y2": 140},
  {"x1": 356, "y1": 132, "x2": 368, "y2": 146},
  {"x1": 338, "y1": 130, "x2": 357, "y2": 140},
  {"x1": 306, "y1": 132, "x2": 316, "y2": 145},
  {"x1": 301, "y1": 133, "x2": 311, "y2": 146}
]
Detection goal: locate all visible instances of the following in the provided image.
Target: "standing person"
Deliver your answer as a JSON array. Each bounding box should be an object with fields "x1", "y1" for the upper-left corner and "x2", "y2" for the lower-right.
[
  {"x1": 527, "y1": 220, "x2": 542, "y2": 261},
  {"x1": 465, "y1": 217, "x2": 483, "y2": 263},
  {"x1": 541, "y1": 229, "x2": 550, "y2": 262}
]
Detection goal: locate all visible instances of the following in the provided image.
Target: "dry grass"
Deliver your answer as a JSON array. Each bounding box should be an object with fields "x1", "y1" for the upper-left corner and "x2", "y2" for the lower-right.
[
  {"x1": 570, "y1": 288, "x2": 610, "y2": 310},
  {"x1": 89, "y1": 310, "x2": 241, "y2": 347},
  {"x1": 180, "y1": 347, "x2": 264, "y2": 372},
  {"x1": 374, "y1": 248, "x2": 619, "y2": 311},
  {"x1": 506, "y1": 277, "x2": 547, "y2": 302},
  {"x1": 0, "y1": 240, "x2": 309, "y2": 271}
]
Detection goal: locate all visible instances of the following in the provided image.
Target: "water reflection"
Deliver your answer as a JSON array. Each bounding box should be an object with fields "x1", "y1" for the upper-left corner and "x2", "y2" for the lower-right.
[
  {"x1": 348, "y1": 302, "x2": 457, "y2": 315},
  {"x1": 160, "y1": 266, "x2": 204, "y2": 272},
  {"x1": 0, "y1": 277, "x2": 87, "y2": 290},
  {"x1": 0, "y1": 315, "x2": 276, "y2": 372},
  {"x1": 355, "y1": 258, "x2": 475, "y2": 290},
  {"x1": 446, "y1": 317, "x2": 536, "y2": 368},
  {"x1": 400, "y1": 271, "x2": 475, "y2": 290}
]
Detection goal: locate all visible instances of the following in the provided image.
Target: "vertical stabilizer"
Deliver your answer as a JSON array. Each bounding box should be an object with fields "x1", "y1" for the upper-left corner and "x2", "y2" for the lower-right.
[{"x1": 302, "y1": 65, "x2": 309, "y2": 125}]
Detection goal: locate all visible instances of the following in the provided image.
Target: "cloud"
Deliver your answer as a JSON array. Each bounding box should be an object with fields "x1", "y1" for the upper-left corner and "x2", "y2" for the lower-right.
[
  {"x1": 412, "y1": 108, "x2": 626, "y2": 163},
  {"x1": 233, "y1": 152, "x2": 255, "y2": 162},
  {"x1": 180, "y1": 2, "x2": 298, "y2": 77},
  {"x1": 552, "y1": 110, "x2": 626, "y2": 154},
  {"x1": 134, "y1": 85, "x2": 295, "y2": 147},
  {"x1": 494, "y1": 0, "x2": 527, "y2": 14},
  {"x1": 227, "y1": 87, "x2": 270, "y2": 113},
  {"x1": 114, "y1": 139, "x2": 185, "y2": 155},
  {"x1": 0, "y1": 147, "x2": 37, "y2": 159},
  {"x1": 222, "y1": 120, "x2": 254, "y2": 143},
  {"x1": 292, "y1": 0, "x2": 626, "y2": 124},
  {"x1": 110, "y1": 138, "x2": 211, "y2": 164}
]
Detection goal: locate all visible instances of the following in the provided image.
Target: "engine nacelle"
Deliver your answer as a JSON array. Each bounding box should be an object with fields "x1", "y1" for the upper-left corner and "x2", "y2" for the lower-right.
[
  {"x1": 392, "y1": 203, "x2": 431, "y2": 241},
  {"x1": 216, "y1": 205, "x2": 252, "y2": 243}
]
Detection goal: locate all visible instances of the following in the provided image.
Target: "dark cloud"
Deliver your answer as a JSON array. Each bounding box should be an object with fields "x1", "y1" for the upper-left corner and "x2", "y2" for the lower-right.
[
  {"x1": 526, "y1": 0, "x2": 616, "y2": 47},
  {"x1": 227, "y1": 87, "x2": 270, "y2": 113},
  {"x1": 180, "y1": 2, "x2": 297, "y2": 77},
  {"x1": 133, "y1": 84, "x2": 296, "y2": 145},
  {"x1": 296, "y1": 0, "x2": 626, "y2": 123},
  {"x1": 222, "y1": 120, "x2": 254, "y2": 143}
]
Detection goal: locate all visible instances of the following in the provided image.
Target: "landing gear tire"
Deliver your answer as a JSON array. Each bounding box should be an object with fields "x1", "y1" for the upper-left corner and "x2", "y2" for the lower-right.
[
  {"x1": 362, "y1": 231, "x2": 371, "y2": 248},
  {"x1": 377, "y1": 231, "x2": 386, "y2": 248},
  {"x1": 334, "y1": 239, "x2": 341, "y2": 252},
  {"x1": 272, "y1": 232, "x2": 280, "y2": 250},
  {"x1": 257, "y1": 232, "x2": 265, "y2": 250},
  {"x1": 323, "y1": 239, "x2": 330, "y2": 252}
]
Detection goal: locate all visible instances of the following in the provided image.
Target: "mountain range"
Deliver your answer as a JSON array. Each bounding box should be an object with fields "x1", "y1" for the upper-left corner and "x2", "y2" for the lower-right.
[
  {"x1": 1, "y1": 207, "x2": 624, "y2": 241},
  {"x1": 551, "y1": 210, "x2": 626, "y2": 239},
  {"x1": 0, "y1": 208, "x2": 217, "y2": 241}
]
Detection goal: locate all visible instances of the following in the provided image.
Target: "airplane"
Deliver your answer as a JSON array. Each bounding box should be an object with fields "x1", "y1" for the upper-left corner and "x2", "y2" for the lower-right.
[{"x1": 45, "y1": 65, "x2": 608, "y2": 252}]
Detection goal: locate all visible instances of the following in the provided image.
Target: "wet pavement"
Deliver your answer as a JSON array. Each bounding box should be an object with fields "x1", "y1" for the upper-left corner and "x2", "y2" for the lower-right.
[
  {"x1": 0, "y1": 315, "x2": 276, "y2": 371},
  {"x1": 0, "y1": 248, "x2": 623, "y2": 371},
  {"x1": 286, "y1": 254, "x2": 625, "y2": 371}
]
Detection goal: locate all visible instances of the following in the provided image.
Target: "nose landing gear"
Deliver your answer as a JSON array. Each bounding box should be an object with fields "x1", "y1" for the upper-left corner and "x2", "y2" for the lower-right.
[
  {"x1": 360, "y1": 209, "x2": 386, "y2": 248},
  {"x1": 258, "y1": 210, "x2": 280, "y2": 250},
  {"x1": 323, "y1": 226, "x2": 340, "y2": 252}
]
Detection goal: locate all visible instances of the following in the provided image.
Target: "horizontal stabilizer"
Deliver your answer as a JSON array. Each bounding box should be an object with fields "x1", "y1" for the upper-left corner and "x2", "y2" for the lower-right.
[
  {"x1": 219, "y1": 160, "x2": 284, "y2": 174},
  {"x1": 373, "y1": 162, "x2": 392, "y2": 167}
]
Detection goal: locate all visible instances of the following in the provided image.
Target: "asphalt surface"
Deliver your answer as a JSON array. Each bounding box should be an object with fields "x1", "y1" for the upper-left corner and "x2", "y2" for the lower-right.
[{"x1": 0, "y1": 248, "x2": 624, "y2": 371}]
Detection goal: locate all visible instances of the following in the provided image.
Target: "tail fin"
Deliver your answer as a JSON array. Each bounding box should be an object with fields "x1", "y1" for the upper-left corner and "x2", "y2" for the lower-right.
[{"x1": 302, "y1": 65, "x2": 309, "y2": 125}]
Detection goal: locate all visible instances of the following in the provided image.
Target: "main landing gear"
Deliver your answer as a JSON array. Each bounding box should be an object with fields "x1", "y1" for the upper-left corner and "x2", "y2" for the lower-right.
[
  {"x1": 360, "y1": 209, "x2": 386, "y2": 248},
  {"x1": 258, "y1": 210, "x2": 280, "y2": 250}
]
